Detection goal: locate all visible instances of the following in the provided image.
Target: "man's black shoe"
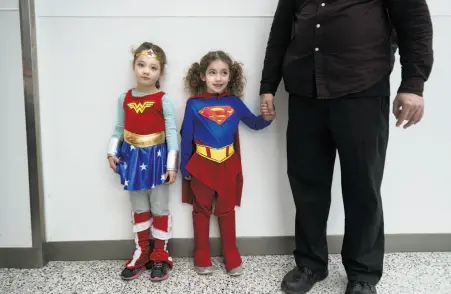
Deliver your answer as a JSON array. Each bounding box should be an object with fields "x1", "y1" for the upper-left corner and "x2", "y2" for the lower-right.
[
  {"x1": 345, "y1": 281, "x2": 377, "y2": 294},
  {"x1": 281, "y1": 267, "x2": 328, "y2": 294}
]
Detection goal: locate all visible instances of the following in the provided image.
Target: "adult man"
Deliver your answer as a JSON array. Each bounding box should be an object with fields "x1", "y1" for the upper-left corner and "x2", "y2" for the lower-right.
[{"x1": 259, "y1": 1, "x2": 433, "y2": 293}]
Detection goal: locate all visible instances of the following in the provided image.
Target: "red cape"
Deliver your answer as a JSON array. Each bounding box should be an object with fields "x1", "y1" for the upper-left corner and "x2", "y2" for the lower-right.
[{"x1": 181, "y1": 92, "x2": 244, "y2": 207}]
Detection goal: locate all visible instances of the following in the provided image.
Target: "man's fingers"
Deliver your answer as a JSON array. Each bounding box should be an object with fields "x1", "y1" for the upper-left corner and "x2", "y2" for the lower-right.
[
  {"x1": 403, "y1": 110, "x2": 417, "y2": 128},
  {"x1": 266, "y1": 101, "x2": 274, "y2": 114},
  {"x1": 418, "y1": 108, "x2": 424, "y2": 123},
  {"x1": 267, "y1": 103, "x2": 274, "y2": 113},
  {"x1": 396, "y1": 106, "x2": 413, "y2": 127},
  {"x1": 392, "y1": 99, "x2": 401, "y2": 118},
  {"x1": 404, "y1": 108, "x2": 424, "y2": 129}
]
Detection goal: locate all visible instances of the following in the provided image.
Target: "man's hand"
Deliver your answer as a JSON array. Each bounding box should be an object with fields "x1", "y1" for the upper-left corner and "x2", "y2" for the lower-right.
[
  {"x1": 260, "y1": 93, "x2": 275, "y2": 119},
  {"x1": 393, "y1": 93, "x2": 424, "y2": 129}
]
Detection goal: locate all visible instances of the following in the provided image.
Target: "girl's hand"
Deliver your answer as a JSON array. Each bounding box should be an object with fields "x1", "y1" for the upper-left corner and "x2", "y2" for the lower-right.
[
  {"x1": 165, "y1": 170, "x2": 177, "y2": 184},
  {"x1": 184, "y1": 176, "x2": 192, "y2": 181},
  {"x1": 108, "y1": 156, "x2": 119, "y2": 172}
]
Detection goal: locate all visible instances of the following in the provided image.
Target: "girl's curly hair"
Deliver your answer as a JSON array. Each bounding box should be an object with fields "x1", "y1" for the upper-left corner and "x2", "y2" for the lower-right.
[
  {"x1": 184, "y1": 51, "x2": 245, "y2": 97},
  {"x1": 132, "y1": 42, "x2": 167, "y2": 89}
]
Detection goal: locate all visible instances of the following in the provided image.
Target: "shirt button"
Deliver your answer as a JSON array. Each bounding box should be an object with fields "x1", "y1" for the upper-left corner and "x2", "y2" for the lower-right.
[
  {"x1": 315, "y1": 48, "x2": 319, "y2": 51},
  {"x1": 316, "y1": 24, "x2": 321, "y2": 28}
]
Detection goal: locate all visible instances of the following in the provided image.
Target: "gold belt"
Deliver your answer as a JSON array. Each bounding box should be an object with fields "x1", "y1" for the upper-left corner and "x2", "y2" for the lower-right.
[
  {"x1": 124, "y1": 129, "x2": 165, "y2": 148},
  {"x1": 195, "y1": 143, "x2": 234, "y2": 163}
]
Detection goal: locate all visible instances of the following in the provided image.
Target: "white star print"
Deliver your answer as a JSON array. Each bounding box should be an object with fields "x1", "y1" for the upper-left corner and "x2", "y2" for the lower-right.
[
  {"x1": 157, "y1": 150, "x2": 161, "y2": 157},
  {"x1": 151, "y1": 184, "x2": 155, "y2": 189},
  {"x1": 140, "y1": 163, "x2": 147, "y2": 171},
  {"x1": 123, "y1": 162, "x2": 128, "y2": 170},
  {"x1": 161, "y1": 174, "x2": 165, "y2": 182},
  {"x1": 124, "y1": 180, "x2": 129, "y2": 186},
  {"x1": 130, "y1": 145, "x2": 136, "y2": 151}
]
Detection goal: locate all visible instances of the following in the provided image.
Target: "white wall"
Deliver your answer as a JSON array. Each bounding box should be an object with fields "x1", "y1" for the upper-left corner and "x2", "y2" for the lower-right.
[
  {"x1": 35, "y1": 0, "x2": 451, "y2": 242},
  {"x1": 0, "y1": 0, "x2": 33, "y2": 248}
]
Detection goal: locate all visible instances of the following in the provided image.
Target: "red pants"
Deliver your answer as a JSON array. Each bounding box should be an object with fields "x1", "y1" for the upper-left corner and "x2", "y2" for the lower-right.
[{"x1": 191, "y1": 177, "x2": 242, "y2": 272}]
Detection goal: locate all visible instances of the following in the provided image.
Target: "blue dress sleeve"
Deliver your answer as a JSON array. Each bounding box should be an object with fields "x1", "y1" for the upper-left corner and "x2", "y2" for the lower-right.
[
  {"x1": 162, "y1": 94, "x2": 179, "y2": 152},
  {"x1": 236, "y1": 97, "x2": 272, "y2": 130},
  {"x1": 180, "y1": 100, "x2": 195, "y2": 177}
]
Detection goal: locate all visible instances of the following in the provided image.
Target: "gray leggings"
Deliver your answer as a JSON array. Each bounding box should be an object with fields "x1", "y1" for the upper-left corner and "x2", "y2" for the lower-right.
[{"x1": 130, "y1": 189, "x2": 169, "y2": 216}]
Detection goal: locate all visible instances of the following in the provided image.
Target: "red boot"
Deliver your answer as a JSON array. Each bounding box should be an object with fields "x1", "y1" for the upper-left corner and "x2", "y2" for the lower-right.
[
  {"x1": 193, "y1": 210, "x2": 213, "y2": 267},
  {"x1": 218, "y1": 209, "x2": 242, "y2": 273},
  {"x1": 121, "y1": 211, "x2": 152, "y2": 280}
]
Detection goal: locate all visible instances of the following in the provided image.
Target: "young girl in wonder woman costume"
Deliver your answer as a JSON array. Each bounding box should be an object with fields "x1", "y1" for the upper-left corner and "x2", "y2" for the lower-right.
[
  {"x1": 107, "y1": 42, "x2": 178, "y2": 282},
  {"x1": 180, "y1": 51, "x2": 276, "y2": 276}
]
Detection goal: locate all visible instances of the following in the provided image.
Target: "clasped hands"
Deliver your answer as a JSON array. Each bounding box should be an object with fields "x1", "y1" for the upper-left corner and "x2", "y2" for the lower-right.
[{"x1": 260, "y1": 93, "x2": 276, "y2": 121}]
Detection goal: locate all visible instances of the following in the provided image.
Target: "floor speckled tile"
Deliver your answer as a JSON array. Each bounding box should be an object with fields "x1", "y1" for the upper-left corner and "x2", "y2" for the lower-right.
[
  {"x1": 0, "y1": 269, "x2": 11, "y2": 290},
  {"x1": 0, "y1": 253, "x2": 450, "y2": 294}
]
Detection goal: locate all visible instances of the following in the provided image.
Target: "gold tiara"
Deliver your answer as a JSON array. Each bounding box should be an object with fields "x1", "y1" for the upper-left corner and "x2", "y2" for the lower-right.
[{"x1": 135, "y1": 49, "x2": 162, "y2": 63}]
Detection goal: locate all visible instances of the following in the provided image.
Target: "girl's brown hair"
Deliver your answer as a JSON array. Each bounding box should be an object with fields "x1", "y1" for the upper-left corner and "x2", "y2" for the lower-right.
[
  {"x1": 184, "y1": 51, "x2": 245, "y2": 97},
  {"x1": 132, "y1": 42, "x2": 167, "y2": 89}
]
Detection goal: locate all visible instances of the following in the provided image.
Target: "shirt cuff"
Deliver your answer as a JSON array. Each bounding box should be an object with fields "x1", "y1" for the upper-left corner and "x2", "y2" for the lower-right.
[
  {"x1": 259, "y1": 82, "x2": 276, "y2": 96},
  {"x1": 398, "y1": 78, "x2": 425, "y2": 97}
]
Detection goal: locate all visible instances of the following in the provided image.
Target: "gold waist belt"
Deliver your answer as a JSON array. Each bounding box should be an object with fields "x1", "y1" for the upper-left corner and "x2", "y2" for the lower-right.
[
  {"x1": 124, "y1": 129, "x2": 165, "y2": 148},
  {"x1": 195, "y1": 143, "x2": 234, "y2": 163}
]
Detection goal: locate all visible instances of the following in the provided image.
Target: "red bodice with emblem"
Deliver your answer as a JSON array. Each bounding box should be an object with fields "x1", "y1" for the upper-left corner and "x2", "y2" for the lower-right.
[{"x1": 123, "y1": 90, "x2": 165, "y2": 135}]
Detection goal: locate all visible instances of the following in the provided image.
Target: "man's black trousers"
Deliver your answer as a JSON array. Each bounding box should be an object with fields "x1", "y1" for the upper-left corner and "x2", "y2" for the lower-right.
[{"x1": 286, "y1": 95, "x2": 389, "y2": 284}]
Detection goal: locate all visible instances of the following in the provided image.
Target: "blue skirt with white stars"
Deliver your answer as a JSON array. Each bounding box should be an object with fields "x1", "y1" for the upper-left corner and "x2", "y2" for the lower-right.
[{"x1": 116, "y1": 141, "x2": 168, "y2": 191}]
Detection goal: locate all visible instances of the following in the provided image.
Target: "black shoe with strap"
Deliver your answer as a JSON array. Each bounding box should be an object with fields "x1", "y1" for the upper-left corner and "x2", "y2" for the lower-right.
[
  {"x1": 281, "y1": 266, "x2": 328, "y2": 294},
  {"x1": 120, "y1": 239, "x2": 155, "y2": 280},
  {"x1": 345, "y1": 281, "x2": 377, "y2": 294},
  {"x1": 150, "y1": 261, "x2": 171, "y2": 282},
  {"x1": 120, "y1": 266, "x2": 147, "y2": 280}
]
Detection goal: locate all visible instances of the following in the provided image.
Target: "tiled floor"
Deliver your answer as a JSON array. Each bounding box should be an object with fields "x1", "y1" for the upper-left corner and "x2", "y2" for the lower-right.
[{"x1": 1, "y1": 253, "x2": 451, "y2": 293}]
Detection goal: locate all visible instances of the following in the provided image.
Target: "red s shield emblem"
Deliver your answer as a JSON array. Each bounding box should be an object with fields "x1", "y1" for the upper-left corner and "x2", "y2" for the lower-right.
[{"x1": 198, "y1": 106, "x2": 235, "y2": 125}]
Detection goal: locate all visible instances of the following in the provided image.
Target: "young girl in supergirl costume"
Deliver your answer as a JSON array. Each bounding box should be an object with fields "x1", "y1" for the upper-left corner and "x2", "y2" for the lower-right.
[
  {"x1": 107, "y1": 42, "x2": 178, "y2": 282},
  {"x1": 180, "y1": 51, "x2": 276, "y2": 276}
]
